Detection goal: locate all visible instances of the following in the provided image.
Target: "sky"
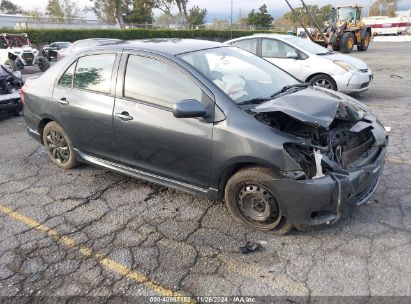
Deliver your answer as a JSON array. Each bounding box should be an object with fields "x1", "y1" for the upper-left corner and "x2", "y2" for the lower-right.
[{"x1": 17, "y1": 0, "x2": 411, "y2": 21}]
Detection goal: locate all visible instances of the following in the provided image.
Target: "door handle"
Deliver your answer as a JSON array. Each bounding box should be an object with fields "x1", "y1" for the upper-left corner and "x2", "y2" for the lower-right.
[
  {"x1": 57, "y1": 97, "x2": 69, "y2": 105},
  {"x1": 115, "y1": 112, "x2": 133, "y2": 121}
]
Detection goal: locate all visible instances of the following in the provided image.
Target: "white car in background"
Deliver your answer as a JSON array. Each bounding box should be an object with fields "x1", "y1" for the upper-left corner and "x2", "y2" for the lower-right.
[{"x1": 226, "y1": 34, "x2": 373, "y2": 94}]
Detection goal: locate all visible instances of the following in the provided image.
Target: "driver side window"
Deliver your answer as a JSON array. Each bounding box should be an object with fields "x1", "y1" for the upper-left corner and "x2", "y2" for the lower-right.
[{"x1": 261, "y1": 39, "x2": 297, "y2": 58}]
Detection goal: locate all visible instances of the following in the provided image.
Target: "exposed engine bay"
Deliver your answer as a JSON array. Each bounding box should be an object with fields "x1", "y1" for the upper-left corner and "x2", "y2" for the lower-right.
[
  {"x1": 252, "y1": 92, "x2": 383, "y2": 179},
  {"x1": 0, "y1": 65, "x2": 23, "y2": 114}
]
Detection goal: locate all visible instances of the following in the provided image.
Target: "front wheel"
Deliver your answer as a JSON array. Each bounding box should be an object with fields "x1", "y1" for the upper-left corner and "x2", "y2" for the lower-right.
[
  {"x1": 42, "y1": 122, "x2": 78, "y2": 169},
  {"x1": 309, "y1": 74, "x2": 337, "y2": 91},
  {"x1": 340, "y1": 32, "x2": 355, "y2": 53},
  {"x1": 224, "y1": 166, "x2": 293, "y2": 234}
]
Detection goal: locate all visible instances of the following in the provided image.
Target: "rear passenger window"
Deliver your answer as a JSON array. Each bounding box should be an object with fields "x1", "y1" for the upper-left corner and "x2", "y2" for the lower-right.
[
  {"x1": 73, "y1": 54, "x2": 116, "y2": 94},
  {"x1": 231, "y1": 39, "x2": 258, "y2": 55},
  {"x1": 123, "y1": 55, "x2": 202, "y2": 108},
  {"x1": 262, "y1": 39, "x2": 296, "y2": 58},
  {"x1": 58, "y1": 62, "x2": 76, "y2": 87}
]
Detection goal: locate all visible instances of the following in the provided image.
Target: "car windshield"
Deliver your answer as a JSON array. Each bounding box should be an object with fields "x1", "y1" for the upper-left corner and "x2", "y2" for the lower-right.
[
  {"x1": 178, "y1": 47, "x2": 298, "y2": 104},
  {"x1": 284, "y1": 36, "x2": 331, "y2": 55}
]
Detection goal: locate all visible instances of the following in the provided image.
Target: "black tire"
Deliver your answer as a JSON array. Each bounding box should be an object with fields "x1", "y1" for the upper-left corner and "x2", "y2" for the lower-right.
[
  {"x1": 37, "y1": 56, "x2": 50, "y2": 72},
  {"x1": 224, "y1": 166, "x2": 293, "y2": 234},
  {"x1": 308, "y1": 74, "x2": 337, "y2": 91},
  {"x1": 332, "y1": 44, "x2": 340, "y2": 51},
  {"x1": 357, "y1": 32, "x2": 370, "y2": 52},
  {"x1": 339, "y1": 32, "x2": 355, "y2": 53},
  {"x1": 4, "y1": 59, "x2": 16, "y2": 71},
  {"x1": 42, "y1": 122, "x2": 78, "y2": 170}
]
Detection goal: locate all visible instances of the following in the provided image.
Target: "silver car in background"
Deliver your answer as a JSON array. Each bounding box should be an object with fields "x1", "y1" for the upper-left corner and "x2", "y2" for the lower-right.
[{"x1": 227, "y1": 34, "x2": 373, "y2": 94}]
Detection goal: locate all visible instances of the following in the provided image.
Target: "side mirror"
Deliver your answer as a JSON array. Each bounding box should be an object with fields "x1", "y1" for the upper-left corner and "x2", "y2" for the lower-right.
[
  {"x1": 286, "y1": 51, "x2": 299, "y2": 59},
  {"x1": 173, "y1": 99, "x2": 207, "y2": 118}
]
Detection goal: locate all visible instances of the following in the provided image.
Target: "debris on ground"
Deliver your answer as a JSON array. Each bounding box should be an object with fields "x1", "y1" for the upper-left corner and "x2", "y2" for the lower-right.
[{"x1": 240, "y1": 241, "x2": 263, "y2": 254}]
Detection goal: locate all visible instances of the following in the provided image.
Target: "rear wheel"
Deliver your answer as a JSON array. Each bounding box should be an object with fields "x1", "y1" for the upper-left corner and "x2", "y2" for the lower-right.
[
  {"x1": 357, "y1": 32, "x2": 370, "y2": 51},
  {"x1": 309, "y1": 74, "x2": 337, "y2": 91},
  {"x1": 37, "y1": 56, "x2": 50, "y2": 72},
  {"x1": 42, "y1": 122, "x2": 78, "y2": 169},
  {"x1": 340, "y1": 32, "x2": 355, "y2": 53},
  {"x1": 224, "y1": 166, "x2": 293, "y2": 234}
]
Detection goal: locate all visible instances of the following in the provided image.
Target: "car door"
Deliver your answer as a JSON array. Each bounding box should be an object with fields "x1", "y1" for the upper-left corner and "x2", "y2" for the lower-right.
[
  {"x1": 52, "y1": 52, "x2": 120, "y2": 161},
  {"x1": 260, "y1": 38, "x2": 304, "y2": 80},
  {"x1": 113, "y1": 52, "x2": 214, "y2": 188}
]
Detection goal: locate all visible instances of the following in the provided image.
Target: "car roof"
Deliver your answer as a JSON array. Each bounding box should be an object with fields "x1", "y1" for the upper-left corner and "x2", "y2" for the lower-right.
[
  {"x1": 228, "y1": 33, "x2": 299, "y2": 42},
  {"x1": 91, "y1": 38, "x2": 227, "y2": 56}
]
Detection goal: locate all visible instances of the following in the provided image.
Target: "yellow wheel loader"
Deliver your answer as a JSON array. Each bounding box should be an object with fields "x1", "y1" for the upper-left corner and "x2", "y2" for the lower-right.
[{"x1": 284, "y1": 1, "x2": 372, "y2": 53}]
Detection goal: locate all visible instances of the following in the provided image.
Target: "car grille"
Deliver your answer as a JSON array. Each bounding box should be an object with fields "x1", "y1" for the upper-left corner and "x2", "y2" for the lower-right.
[
  {"x1": 22, "y1": 53, "x2": 34, "y2": 64},
  {"x1": 359, "y1": 69, "x2": 368, "y2": 73}
]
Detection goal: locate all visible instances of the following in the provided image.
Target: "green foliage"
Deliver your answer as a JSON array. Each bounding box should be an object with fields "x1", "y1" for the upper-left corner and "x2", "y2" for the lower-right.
[
  {"x1": 46, "y1": 0, "x2": 80, "y2": 20},
  {"x1": 247, "y1": 4, "x2": 274, "y2": 28},
  {"x1": 0, "y1": 0, "x2": 24, "y2": 14},
  {"x1": 46, "y1": 0, "x2": 64, "y2": 20},
  {"x1": 282, "y1": 4, "x2": 336, "y2": 28},
  {"x1": 187, "y1": 5, "x2": 207, "y2": 26},
  {"x1": 369, "y1": 0, "x2": 398, "y2": 17},
  {"x1": 7, "y1": 28, "x2": 279, "y2": 44},
  {"x1": 125, "y1": 0, "x2": 153, "y2": 24}
]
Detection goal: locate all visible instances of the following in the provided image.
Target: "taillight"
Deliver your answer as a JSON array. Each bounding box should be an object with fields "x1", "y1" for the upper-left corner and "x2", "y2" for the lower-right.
[{"x1": 19, "y1": 85, "x2": 25, "y2": 104}]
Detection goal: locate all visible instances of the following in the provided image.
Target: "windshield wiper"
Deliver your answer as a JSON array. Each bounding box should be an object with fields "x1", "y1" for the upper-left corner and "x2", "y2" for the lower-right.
[
  {"x1": 238, "y1": 97, "x2": 272, "y2": 106},
  {"x1": 270, "y1": 83, "x2": 310, "y2": 98}
]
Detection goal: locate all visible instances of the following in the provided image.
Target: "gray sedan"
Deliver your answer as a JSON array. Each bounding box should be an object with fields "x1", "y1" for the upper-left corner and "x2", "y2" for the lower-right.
[{"x1": 22, "y1": 39, "x2": 387, "y2": 233}]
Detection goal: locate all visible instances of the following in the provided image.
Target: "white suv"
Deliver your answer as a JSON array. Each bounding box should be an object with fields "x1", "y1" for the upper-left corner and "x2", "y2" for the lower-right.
[{"x1": 0, "y1": 33, "x2": 50, "y2": 72}]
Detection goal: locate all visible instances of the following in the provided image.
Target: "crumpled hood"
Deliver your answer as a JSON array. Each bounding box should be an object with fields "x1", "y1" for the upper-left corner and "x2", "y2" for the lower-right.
[
  {"x1": 323, "y1": 52, "x2": 368, "y2": 70},
  {"x1": 252, "y1": 86, "x2": 368, "y2": 128}
]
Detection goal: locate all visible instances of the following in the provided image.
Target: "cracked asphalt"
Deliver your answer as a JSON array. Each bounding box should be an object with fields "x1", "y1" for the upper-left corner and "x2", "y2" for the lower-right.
[{"x1": 0, "y1": 42, "x2": 410, "y2": 302}]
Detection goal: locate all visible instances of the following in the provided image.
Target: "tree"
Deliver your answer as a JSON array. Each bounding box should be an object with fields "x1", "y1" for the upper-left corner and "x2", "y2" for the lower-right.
[
  {"x1": 47, "y1": 0, "x2": 64, "y2": 20},
  {"x1": 369, "y1": 0, "x2": 398, "y2": 17},
  {"x1": 212, "y1": 18, "x2": 229, "y2": 30},
  {"x1": 282, "y1": 4, "x2": 336, "y2": 28},
  {"x1": 91, "y1": 0, "x2": 129, "y2": 28},
  {"x1": 0, "y1": 0, "x2": 23, "y2": 14},
  {"x1": 151, "y1": 0, "x2": 206, "y2": 29},
  {"x1": 61, "y1": 0, "x2": 80, "y2": 19},
  {"x1": 247, "y1": 4, "x2": 273, "y2": 29},
  {"x1": 125, "y1": 0, "x2": 153, "y2": 24},
  {"x1": 47, "y1": 0, "x2": 79, "y2": 21},
  {"x1": 187, "y1": 5, "x2": 207, "y2": 27}
]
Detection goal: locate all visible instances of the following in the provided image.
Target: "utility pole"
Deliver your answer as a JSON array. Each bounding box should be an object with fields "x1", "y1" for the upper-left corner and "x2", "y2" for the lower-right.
[{"x1": 230, "y1": 0, "x2": 233, "y2": 39}]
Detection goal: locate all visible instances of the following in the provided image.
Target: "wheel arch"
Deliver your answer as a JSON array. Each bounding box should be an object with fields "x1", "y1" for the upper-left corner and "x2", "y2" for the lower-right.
[
  {"x1": 305, "y1": 73, "x2": 338, "y2": 90},
  {"x1": 38, "y1": 117, "x2": 55, "y2": 144},
  {"x1": 216, "y1": 160, "x2": 282, "y2": 201}
]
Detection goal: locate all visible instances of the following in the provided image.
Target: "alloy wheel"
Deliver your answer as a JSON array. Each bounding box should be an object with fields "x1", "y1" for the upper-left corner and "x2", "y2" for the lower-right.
[
  {"x1": 313, "y1": 79, "x2": 333, "y2": 89},
  {"x1": 45, "y1": 130, "x2": 70, "y2": 164}
]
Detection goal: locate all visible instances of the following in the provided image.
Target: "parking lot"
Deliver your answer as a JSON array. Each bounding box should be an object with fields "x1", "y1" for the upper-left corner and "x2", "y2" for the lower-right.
[{"x1": 0, "y1": 42, "x2": 410, "y2": 301}]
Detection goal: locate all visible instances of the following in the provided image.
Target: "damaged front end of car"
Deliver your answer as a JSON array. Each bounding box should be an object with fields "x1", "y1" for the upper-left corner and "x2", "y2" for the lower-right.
[
  {"x1": 251, "y1": 87, "x2": 388, "y2": 230},
  {"x1": 0, "y1": 65, "x2": 24, "y2": 116}
]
